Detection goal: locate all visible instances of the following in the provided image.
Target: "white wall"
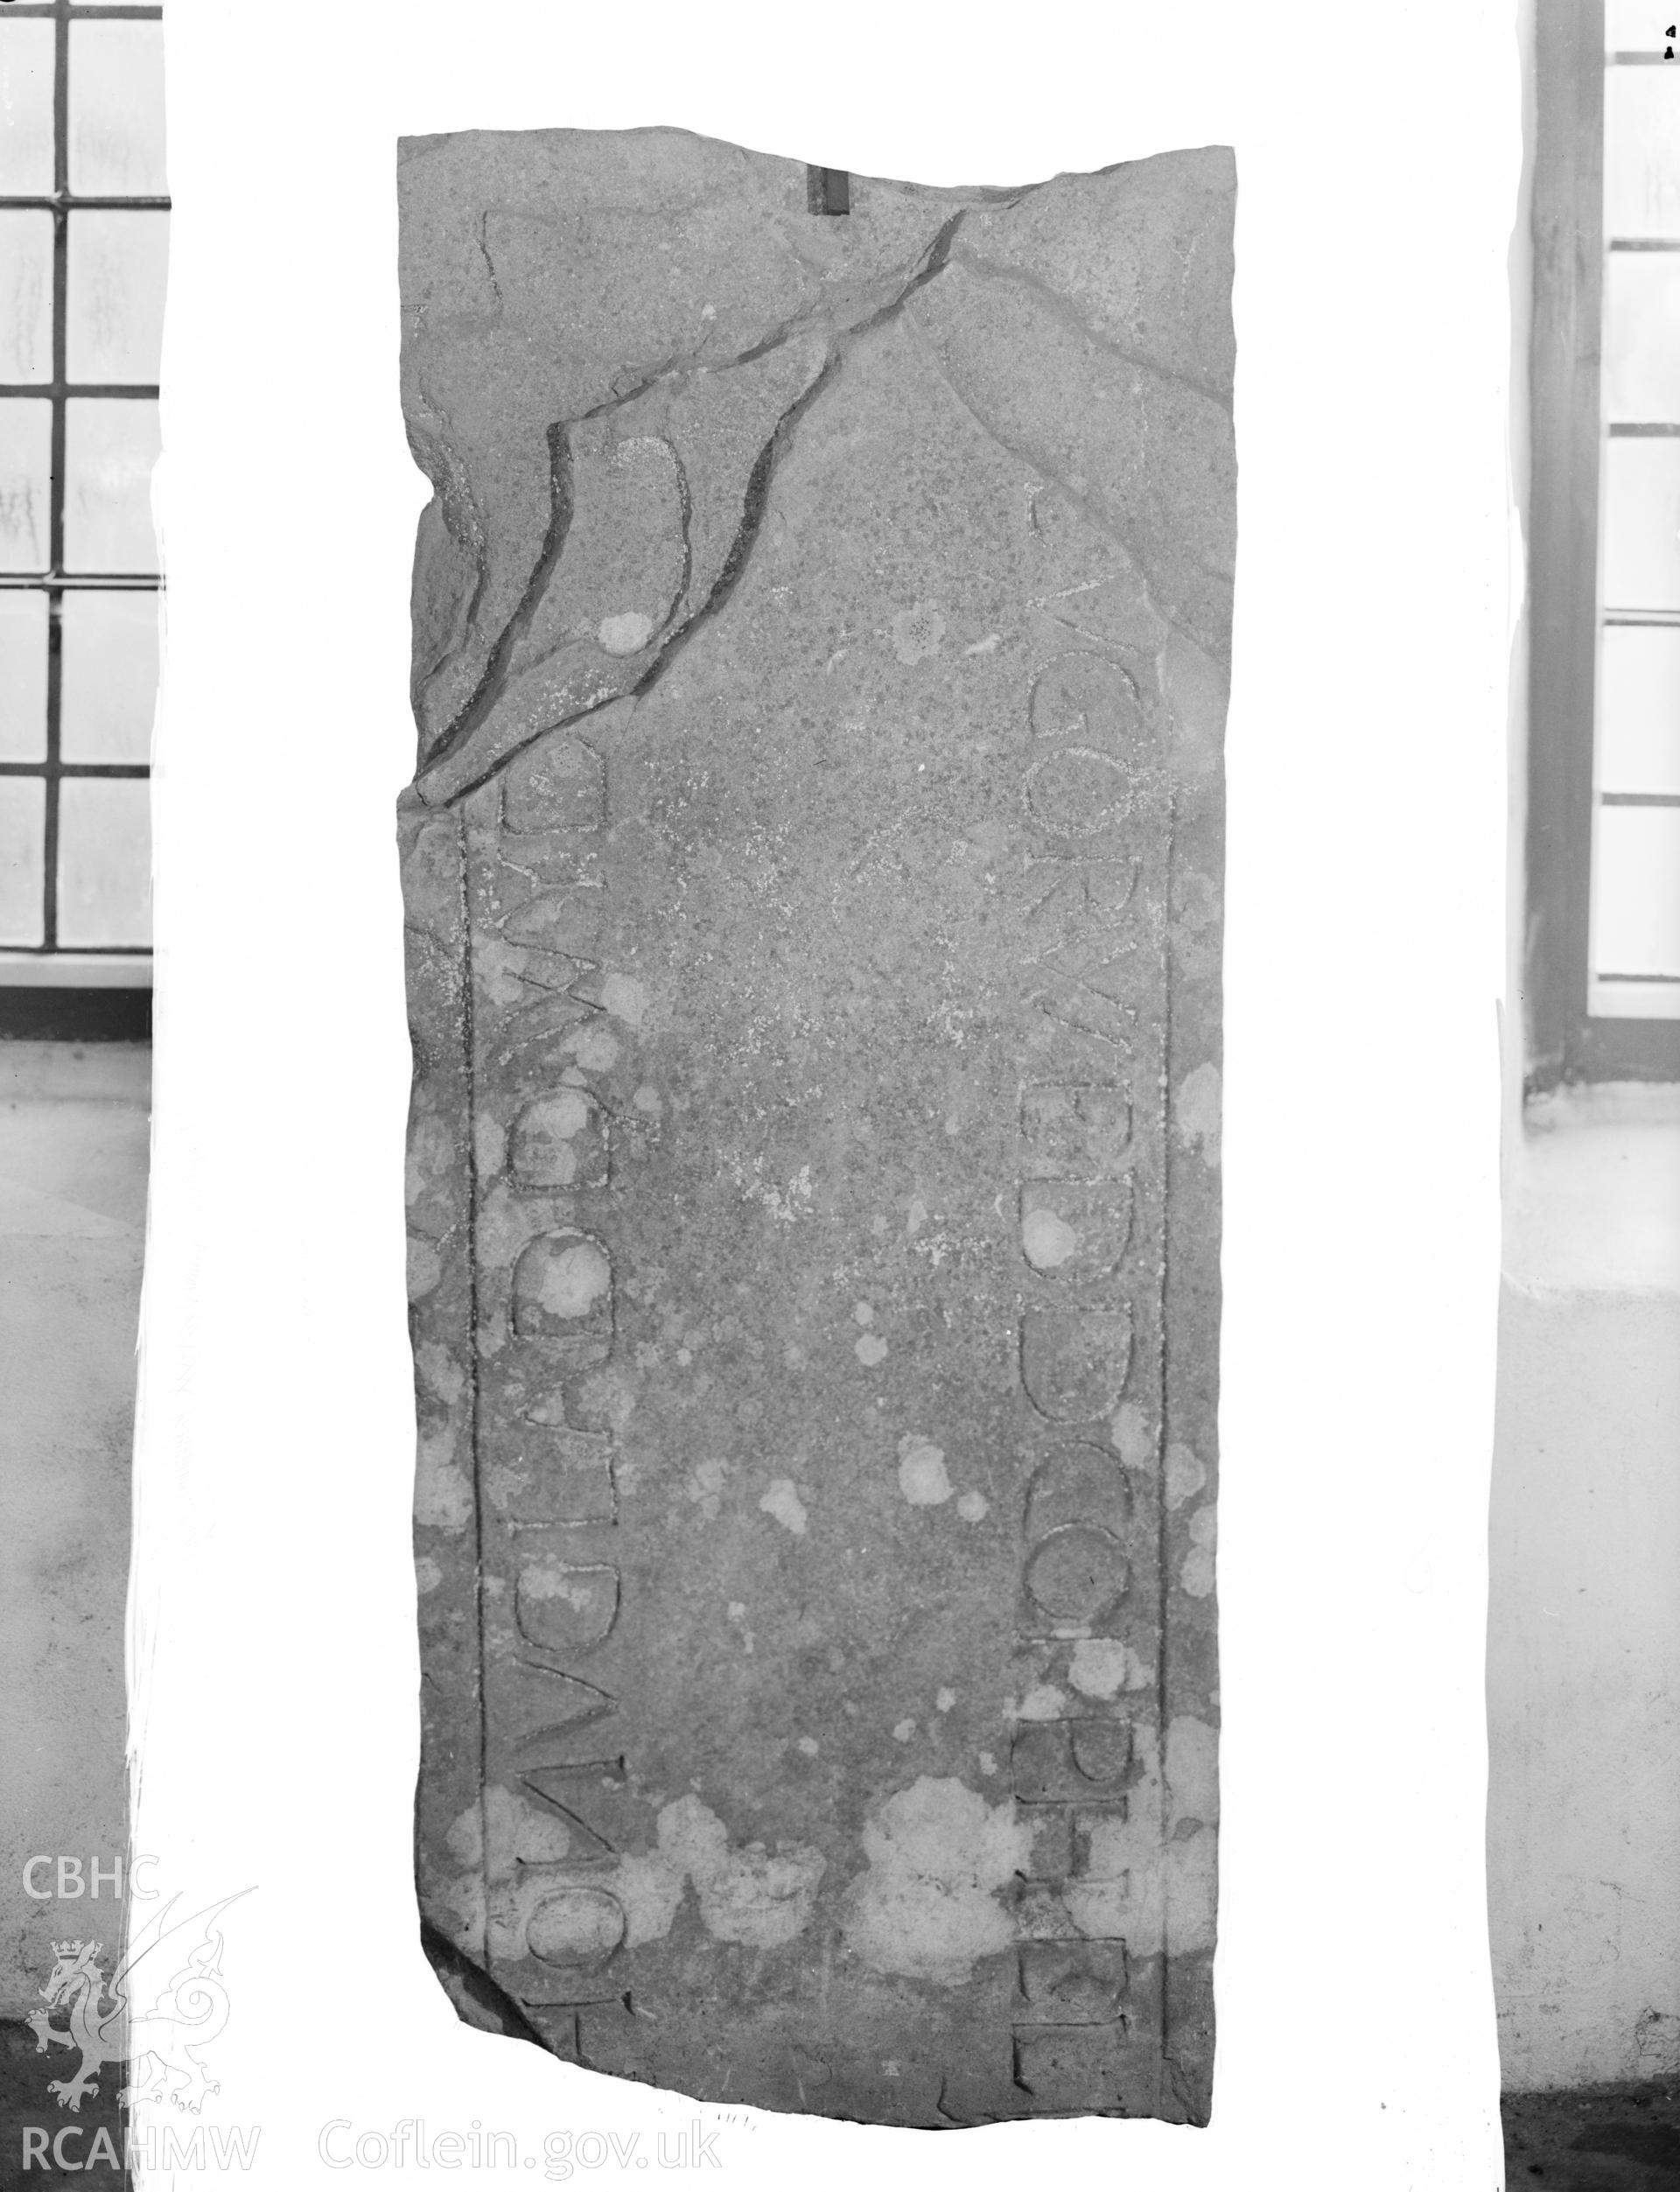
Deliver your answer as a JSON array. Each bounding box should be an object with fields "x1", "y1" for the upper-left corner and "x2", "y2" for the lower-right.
[
  {"x1": 1488, "y1": 1096, "x2": 1680, "y2": 2089},
  {"x1": 1491, "y1": 0, "x2": 1680, "y2": 2093}
]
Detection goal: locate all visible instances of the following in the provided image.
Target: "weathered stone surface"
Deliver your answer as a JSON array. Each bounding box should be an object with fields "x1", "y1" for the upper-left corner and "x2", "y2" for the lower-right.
[{"x1": 399, "y1": 128, "x2": 1232, "y2": 2129}]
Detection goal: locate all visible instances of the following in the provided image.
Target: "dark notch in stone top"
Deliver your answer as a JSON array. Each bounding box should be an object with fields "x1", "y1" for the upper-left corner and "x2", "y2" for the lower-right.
[{"x1": 806, "y1": 164, "x2": 850, "y2": 215}]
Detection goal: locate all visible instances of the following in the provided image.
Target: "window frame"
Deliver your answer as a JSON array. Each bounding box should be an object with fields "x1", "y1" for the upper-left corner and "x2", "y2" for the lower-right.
[
  {"x1": 0, "y1": 0, "x2": 164, "y2": 998},
  {"x1": 1526, "y1": 0, "x2": 1680, "y2": 1092}
]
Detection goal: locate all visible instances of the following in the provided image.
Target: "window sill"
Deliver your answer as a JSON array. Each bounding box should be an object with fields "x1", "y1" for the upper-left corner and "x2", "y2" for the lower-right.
[
  {"x1": 0, "y1": 953, "x2": 151, "y2": 988},
  {"x1": 1508, "y1": 1081, "x2": 1680, "y2": 1294}
]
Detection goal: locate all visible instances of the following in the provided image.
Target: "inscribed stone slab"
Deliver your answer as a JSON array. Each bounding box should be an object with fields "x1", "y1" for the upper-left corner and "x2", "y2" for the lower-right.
[{"x1": 398, "y1": 128, "x2": 1233, "y2": 2128}]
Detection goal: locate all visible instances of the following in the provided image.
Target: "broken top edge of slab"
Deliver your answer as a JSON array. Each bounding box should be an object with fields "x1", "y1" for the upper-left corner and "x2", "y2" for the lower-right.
[
  {"x1": 396, "y1": 123, "x2": 1236, "y2": 206},
  {"x1": 398, "y1": 130, "x2": 1236, "y2": 804}
]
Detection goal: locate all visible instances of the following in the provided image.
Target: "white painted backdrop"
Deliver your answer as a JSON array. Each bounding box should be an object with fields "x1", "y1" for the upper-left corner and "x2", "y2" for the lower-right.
[{"x1": 138, "y1": 4, "x2": 1516, "y2": 2184}]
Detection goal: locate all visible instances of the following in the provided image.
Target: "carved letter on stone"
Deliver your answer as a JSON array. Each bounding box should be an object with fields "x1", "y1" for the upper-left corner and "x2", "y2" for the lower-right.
[{"x1": 401, "y1": 130, "x2": 1232, "y2": 2127}]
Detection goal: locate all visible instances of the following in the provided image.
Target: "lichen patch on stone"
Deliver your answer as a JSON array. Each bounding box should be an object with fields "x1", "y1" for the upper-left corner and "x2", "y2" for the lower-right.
[
  {"x1": 406, "y1": 1237, "x2": 442, "y2": 1301},
  {"x1": 1068, "y1": 1635, "x2": 1150, "y2": 1699},
  {"x1": 897, "y1": 1437, "x2": 952, "y2": 1506},
  {"x1": 1110, "y1": 1400, "x2": 1156, "y2": 1468},
  {"x1": 532, "y1": 1238, "x2": 612, "y2": 1320},
  {"x1": 598, "y1": 611, "x2": 655, "y2": 655},
  {"x1": 1164, "y1": 1440, "x2": 1208, "y2": 1510},
  {"x1": 564, "y1": 1024, "x2": 620, "y2": 1071},
  {"x1": 759, "y1": 1478, "x2": 809, "y2": 1536},
  {"x1": 1014, "y1": 1684, "x2": 1067, "y2": 1720},
  {"x1": 841, "y1": 1776, "x2": 1031, "y2": 1984},
  {"x1": 609, "y1": 1796, "x2": 826, "y2": 1952},
  {"x1": 1062, "y1": 1720, "x2": 1217, "y2": 1956},
  {"x1": 601, "y1": 972, "x2": 649, "y2": 1028},
  {"x1": 1021, "y1": 1206, "x2": 1080, "y2": 1270},
  {"x1": 1181, "y1": 1502, "x2": 1216, "y2": 1597},
  {"x1": 1176, "y1": 1060, "x2": 1222, "y2": 1168},
  {"x1": 415, "y1": 1424, "x2": 472, "y2": 1532}
]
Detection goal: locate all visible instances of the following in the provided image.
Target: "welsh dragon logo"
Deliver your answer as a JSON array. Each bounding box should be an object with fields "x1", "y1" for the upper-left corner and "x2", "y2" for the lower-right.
[{"x1": 26, "y1": 1891, "x2": 249, "y2": 2115}]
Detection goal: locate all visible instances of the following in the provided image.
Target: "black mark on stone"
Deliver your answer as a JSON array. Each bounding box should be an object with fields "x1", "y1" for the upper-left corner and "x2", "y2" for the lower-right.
[
  {"x1": 421, "y1": 1919, "x2": 550, "y2": 2048},
  {"x1": 807, "y1": 166, "x2": 850, "y2": 216}
]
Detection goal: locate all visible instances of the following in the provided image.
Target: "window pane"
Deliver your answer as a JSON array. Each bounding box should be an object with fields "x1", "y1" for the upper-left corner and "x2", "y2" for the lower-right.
[
  {"x1": 1606, "y1": 4, "x2": 1671, "y2": 49},
  {"x1": 1593, "y1": 804, "x2": 1680, "y2": 977},
  {"x1": 60, "y1": 590, "x2": 159, "y2": 762},
  {"x1": 1605, "y1": 252, "x2": 1680, "y2": 421},
  {"x1": 68, "y1": 21, "x2": 167, "y2": 198},
  {"x1": 1590, "y1": 975, "x2": 1680, "y2": 1019},
  {"x1": 1601, "y1": 438, "x2": 1680, "y2": 611},
  {"x1": 64, "y1": 398, "x2": 161, "y2": 574},
  {"x1": 56, "y1": 777, "x2": 150, "y2": 948},
  {"x1": 1600, "y1": 626, "x2": 1680, "y2": 795},
  {"x1": 0, "y1": 213, "x2": 54, "y2": 386},
  {"x1": 0, "y1": 399, "x2": 52, "y2": 572},
  {"x1": 0, "y1": 776, "x2": 46, "y2": 947},
  {"x1": 0, "y1": 24, "x2": 55, "y2": 197},
  {"x1": 67, "y1": 213, "x2": 169, "y2": 386},
  {"x1": 1606, "y1": 67, "x2": 1680, "y2": 240},
  {"x1": 0, "y1": 592, "x2": 48, "y2": 761}
]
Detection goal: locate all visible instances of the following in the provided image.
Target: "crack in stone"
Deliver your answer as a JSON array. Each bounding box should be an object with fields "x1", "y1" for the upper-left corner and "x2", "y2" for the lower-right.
[
  {"x1": 901, "y1": 291, "x2": 1214, "y2": 653},
  {"x1": 572, "y1": 227, "x2": 984, "y2": 426},
  {"x1": 900, "y1": 291, "x2": 1131, "y2": 562},
  {"x1": 623, "y1": 207, "x2": 983, "y2": 709},
  {"x1": 574, "y1": 314, "x2": 814, "y2": 424},
  {"x1": 476, "y1": 211, "x2": 506, "y2": 319},
  {"x1": 947, "y1": 246, "x2": 1233, "y2": 410},
  {"x1": 409, "y1": 163, "x2": 1195, "y2": 749},
  {"x1": 428, "y1": 207, "x2": 986, "y2": 809},
  {"x1": 421, "y1": 425, "x2": 576, "y2": 781},
  {"x1": 664, "y1": 438, "x2": 694, "y2": 641},
  {"x1": 579, "y1": 356, "x2": 697, "y2": 422},
  {"x1": 420, "y1": 243, "x2": 962, "y2": 788}
]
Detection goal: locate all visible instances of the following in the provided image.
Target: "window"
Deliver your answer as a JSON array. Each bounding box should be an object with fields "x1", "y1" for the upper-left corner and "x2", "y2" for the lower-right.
[
  {"x1": 1527, "y1": 0, "x2": 1680, "y2": 1089},
  {"x1": 0, "y1": 0, "x2": 164, "y2": 1021}
]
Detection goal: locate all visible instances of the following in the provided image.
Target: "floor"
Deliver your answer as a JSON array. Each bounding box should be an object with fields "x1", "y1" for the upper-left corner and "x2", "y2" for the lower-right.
[
  {"x1": 1505, "y1": 2083, "x2": 1680, "y2": 2188},
  {"x1": 0, "y1": 1040, "x2": 150, "y2": 2018}
]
